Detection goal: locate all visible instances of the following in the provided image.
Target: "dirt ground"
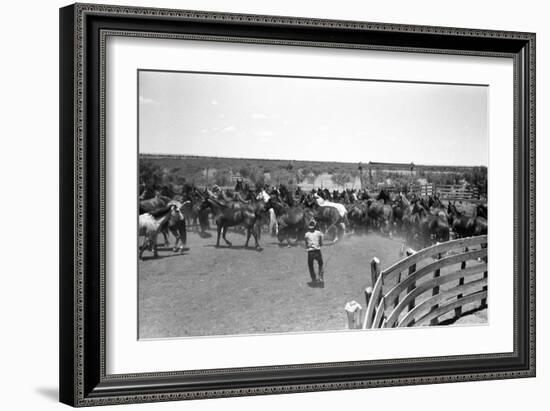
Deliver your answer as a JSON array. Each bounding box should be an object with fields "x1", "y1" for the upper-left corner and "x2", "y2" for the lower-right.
[{"x1": 138, "y1": 227, "x2": 486, "y2": 339}]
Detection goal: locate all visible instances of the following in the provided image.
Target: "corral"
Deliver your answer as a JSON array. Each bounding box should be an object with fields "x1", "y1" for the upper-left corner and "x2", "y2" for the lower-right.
[
  {"x1": 138, "y1": 228, "x2": 486, "y2": 339},
  {"x1": 140, "y1": 231, "x2": 404, "y2": 338}
]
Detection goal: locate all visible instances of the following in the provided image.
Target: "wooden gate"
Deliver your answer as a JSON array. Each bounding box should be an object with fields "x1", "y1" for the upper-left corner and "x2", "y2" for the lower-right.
[
  {"x1": 409, "y1": 184, "x2": 434, "y2": 197},
  {"x1": 407, "y1": 184, "x2": 482, "y2": 200},
  {"x1": 345, "y1": 235, "x2": 488, "y2": 329},
  {"x1": 436, "y1": 185, "x2": 480, "y2": 200}
]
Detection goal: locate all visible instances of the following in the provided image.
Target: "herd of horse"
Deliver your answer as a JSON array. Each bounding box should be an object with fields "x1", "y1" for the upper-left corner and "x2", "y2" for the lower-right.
[{"x1": 138, "y1": 182, "x2": 488, "y2": 259}]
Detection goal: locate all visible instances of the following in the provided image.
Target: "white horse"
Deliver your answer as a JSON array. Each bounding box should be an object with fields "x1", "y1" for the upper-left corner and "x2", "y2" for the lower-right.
[
  {"x1": 257, "y1": 190, "x2": 278, "y2": 236},
  {"x1": 313, "y1": 193, "x2": 348, "y2": 218},
  {"x1": 139, "y1": 204, "x2": 184, "y2": 259}
]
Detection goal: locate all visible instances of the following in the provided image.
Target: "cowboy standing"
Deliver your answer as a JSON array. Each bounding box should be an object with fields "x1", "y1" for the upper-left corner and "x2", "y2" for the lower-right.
[{"x1": 304, "y1": 220, "x2": 324, "y2": 288}]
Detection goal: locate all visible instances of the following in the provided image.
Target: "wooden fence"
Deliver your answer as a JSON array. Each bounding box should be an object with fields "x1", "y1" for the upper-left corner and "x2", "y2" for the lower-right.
[
  {"x1": 407, "y1": 184, "x2": 481, "y2": 200},
  {"x1": 409, "y1": 184, "x2": 435, "y2": 197},
  {"x1": 436, "y1": 185, "x2": 480, "y2": 200},
  {"x1": 345, "y1": 235, "x2": 488, "y2": 329}
]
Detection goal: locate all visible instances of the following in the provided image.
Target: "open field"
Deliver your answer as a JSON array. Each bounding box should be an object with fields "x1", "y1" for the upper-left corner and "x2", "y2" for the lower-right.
[
  {"x1": 141, "y1": 154, "x2": 483, "y2": 176},
  {"x1": 139, "y1": 154, "x2": 487, "y2": 193},
  {"x1": 138, "y1": 228, "x2": 486, "y2": 339}
]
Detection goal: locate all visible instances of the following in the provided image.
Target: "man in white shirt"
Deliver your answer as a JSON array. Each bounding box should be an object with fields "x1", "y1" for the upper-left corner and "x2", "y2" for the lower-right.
[{"x1": 304, "y1": 220, "x2": 324, "y2": 288}]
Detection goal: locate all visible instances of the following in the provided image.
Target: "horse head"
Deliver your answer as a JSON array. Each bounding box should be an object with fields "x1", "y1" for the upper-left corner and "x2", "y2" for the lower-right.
[
  {"x1": 168, "y1": 203, "x2": 185, "y2": 222},
  {"x1": 303, "y1": 194, "x2": 316, "y2": 209},
  {"x1": 376, "y1": 189, "x2": 391, "y2": 204},
  {"x1": 411, "y1": 201, "x2": 427, "y2": 218},
  {"x1": 476, "y1": 204, "x2": 488, "y2": 219}
]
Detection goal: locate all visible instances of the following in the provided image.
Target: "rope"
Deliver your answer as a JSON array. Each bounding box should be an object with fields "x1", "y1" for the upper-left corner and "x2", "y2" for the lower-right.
[{"x1": 319, "y1": 240, "x2": 340, "y2": 281}]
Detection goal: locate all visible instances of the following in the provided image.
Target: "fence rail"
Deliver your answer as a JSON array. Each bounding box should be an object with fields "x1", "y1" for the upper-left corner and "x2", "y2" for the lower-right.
[
  {"x1": 436, "y1": 184, "x2": 480, "y2": 200},
  {"x1": 409, "y1": 184, "x2": 435, "y2": 197},
  {"x1": 345, "y1": 235, "x2": 488, "y2": 330},
  {"x1": 407, "y1": 184, "x2": 482, "y2": 200}
]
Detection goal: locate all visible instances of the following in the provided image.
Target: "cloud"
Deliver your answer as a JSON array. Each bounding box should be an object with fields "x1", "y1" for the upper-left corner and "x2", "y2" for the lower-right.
[
  {"x1": 139, "y1": 96, "x2": 158, "y2": 105},
  {"x1": 256, "y1": 130, "x2": 275, "y2": 138},
  {"x1": 252, "y1": 113, "x2": 268, "y2": 119},
  {"x1": 211, "y1": 100, "x2": 219, "y2": 105},
  {"x1": 222, "y1": 125, "x2": 237, "y2": 133}
]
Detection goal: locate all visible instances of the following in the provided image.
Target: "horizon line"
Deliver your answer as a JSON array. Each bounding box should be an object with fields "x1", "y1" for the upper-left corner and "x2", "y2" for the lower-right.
[{"x1": 139, "y1": 152, "x2": 487, "y2": 169}]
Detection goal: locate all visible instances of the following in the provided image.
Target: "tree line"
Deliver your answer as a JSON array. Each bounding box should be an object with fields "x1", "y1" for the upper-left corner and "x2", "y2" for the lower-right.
[{"x1": 139, "y1": 157, "x2": 487, "y2": 195}]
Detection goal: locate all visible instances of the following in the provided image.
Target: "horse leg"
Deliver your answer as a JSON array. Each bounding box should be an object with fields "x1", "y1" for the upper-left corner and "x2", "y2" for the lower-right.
[
  {"x1": 139, "y1": 238, "x2": 147, "y2": 260},
  {"x1": 277, "y1": 226, "x2": 291, "y2": 247},
  {"x1": 152, "y1": 236, "x2": 159, "y2": 258},
  {"x1": 216, "y1": 224, "x2": 222, "y2": 247},
  {"x1": 174, "y1": 226, "x2": 185, "y2": 253},
  {"x1": 179, "y1": 225, "x2": 187, "y2": 252},
  {"x1": 168, "y1": 228, "x2": 178, "y2": 252},
  {"x1": 326, "y1": 223, "x2": 338, "y2": 242},
  {"x1": 162, "y1": 230, "x2": 170, "y2": 247},
  {"x1": 385, "y1": 220, "x2": 393, "y2": 238},
  {"x1": 222, "y1": 225, "x2": 232, "y2": 247},
  {"x1": 252, "y1": 224, "x2": 261, "y2": 249},
  {"x1": 245, "y1": 227, "x2": 252, "y2": 248}
]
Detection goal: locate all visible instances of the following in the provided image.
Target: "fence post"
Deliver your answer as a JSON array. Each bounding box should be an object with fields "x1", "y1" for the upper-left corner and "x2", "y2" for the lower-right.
[
  {"x1": 481, "y1": 243, "x2": 488, "y2": 308},
  {"x1": 365, "y1": 258, "x2": 382, "y2": 328},
  {"x1": 345, "y1": 301, "x2": 363, "y2": 330},
  {"x1": 481, "y1": 270, "x2": 488, "y2": 307},
  {"x1": 365, "y1": 286, "x2": 373, "y2": 308},
  {"x1": 406, "y1": 249, "x2": 417, "y2": 318},
  {"x1": 430, "y1": 251, "x2": 443, "y2": 326},
  {"x1": 455, "y1": 246, "x2": 468, "y2": 318},
  {"x1": 370, "y1": 257, "x2": 380, "y2": 287}
]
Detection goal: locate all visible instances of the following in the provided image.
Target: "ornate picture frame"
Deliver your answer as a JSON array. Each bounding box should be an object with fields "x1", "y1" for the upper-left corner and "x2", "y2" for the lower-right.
[{"x1": 59, "y1": 3, "x2": 535, "y2": 407}]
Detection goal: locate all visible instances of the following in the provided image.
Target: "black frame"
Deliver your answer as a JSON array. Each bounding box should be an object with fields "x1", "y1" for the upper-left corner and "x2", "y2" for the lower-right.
[{"x1": 60, "y1": 3, "x2": 536, "y2": 407}]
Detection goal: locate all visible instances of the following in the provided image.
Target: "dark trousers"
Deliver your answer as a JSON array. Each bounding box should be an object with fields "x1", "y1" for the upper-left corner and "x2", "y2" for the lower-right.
[{"x1": 307, "y1": 250, "x2": 324, "y2": 281}]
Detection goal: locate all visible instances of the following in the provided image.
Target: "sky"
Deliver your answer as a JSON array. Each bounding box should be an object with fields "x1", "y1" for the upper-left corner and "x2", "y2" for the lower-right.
[{"x1": 138, "y1": 70, "x2": 488, "y2": 166}]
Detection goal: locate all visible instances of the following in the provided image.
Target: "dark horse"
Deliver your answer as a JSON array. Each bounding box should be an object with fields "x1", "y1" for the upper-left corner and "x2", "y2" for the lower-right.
[
  {"x1": 411, "y1": 200, "x2": 450, "y2": 246},
  {"x1": 391, "y1": 193, "x2": 410, "y2": 232},
  {"x1": 468, "y1": 204, "x2": 488, "y2": 236},
  {"x1": 447, "y1": 201, "x2": 471, "y2": 238},
  {"x1": 376, "y1": 189, "x2": 392, "y2": 204},
  {"x1": 203, "y1": 196, "x2": 264, "y2": 249},
  {"x1": 447, "y1": 201, "x2": 488, "y2": 238},
  {"x1": 346, "y1": 202, "x2": 368, "y2": 233},
  {"x1": 475, "y1": 204, "x2": 488, "y2": 219},
  {"x1": 139, "y1": 195, "x2": 172, "y2": 214},
  {"x1": 267, "y1": 197, "x2": 312, "y2": 246}
]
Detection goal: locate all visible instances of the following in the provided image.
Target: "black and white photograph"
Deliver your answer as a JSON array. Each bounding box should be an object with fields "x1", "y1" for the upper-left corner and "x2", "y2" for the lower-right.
[
  {"x1": 137, "y1": 70, "x2": 489, "y2": 339},
  {"x1": 53, "y1": 1, "x2": 537, "y2": 408}
]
